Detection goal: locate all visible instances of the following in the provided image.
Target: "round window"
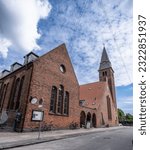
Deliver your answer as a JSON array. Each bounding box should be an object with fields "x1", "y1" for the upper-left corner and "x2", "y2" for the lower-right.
[{"x1": 60, "y1": 64, "x2": 66, "y2": 73}]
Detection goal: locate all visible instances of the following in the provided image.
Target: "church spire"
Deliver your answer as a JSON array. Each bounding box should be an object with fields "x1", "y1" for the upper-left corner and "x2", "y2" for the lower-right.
[
  {"x1": 99, "y1": 46, "x2": 112, "y2": 70},
  {"x1": 98, "y1": 45, "x2": 117, "y2": 112}
]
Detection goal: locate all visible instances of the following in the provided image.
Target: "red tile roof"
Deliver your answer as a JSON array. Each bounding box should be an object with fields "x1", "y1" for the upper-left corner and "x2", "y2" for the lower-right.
[{"x1": 80, "y1": 81, "x2": 107, "y2": 109}]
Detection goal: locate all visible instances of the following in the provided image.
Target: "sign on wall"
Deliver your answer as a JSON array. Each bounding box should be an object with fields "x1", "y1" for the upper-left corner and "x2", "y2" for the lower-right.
[{"x1": 31, "y1": 110, "x2": 44, "y2": 121}]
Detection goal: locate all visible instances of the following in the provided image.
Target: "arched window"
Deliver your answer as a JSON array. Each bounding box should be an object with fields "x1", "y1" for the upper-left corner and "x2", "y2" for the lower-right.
[
  {"x1": 107, "y1": 96, "x2": 112, "y2": 120},
  {"x1": 7, "y1": 77, "x2": 16, "y2": 109},
  {"x1": 57, "y1": 85, "x2": 64, "y2": 114},
  {"x1": 10, "y1": 78, "x2": 20, "y2": 110},
  {"x1": 0, "y1": 83, "x2": 8, "y2": 110},
  {"x1": 50, "y1": 86, "x2": 57, "y2": 113},
  {"x1": 0, "y1": 82, "x2": 3, "y2": 95},
  {"x1": 15, "y1": 76, "x2": 25, "y2": 110},
  {"x1": 64, "y1": 91, "x2": 69, "y2": 115},
  {"x1": 60, "y1": 64, "x2": 66, "y2": 73},
  {"x1": 0, "y1": 84, "x2": 5, "y2": 108}
]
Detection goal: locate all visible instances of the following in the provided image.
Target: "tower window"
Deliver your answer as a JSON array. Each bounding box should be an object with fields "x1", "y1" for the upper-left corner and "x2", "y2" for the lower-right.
[
  {"x1": 102, "y1": 71, "x2": 107, "y2": 76},
  {"x1": 107, "y1": 96, "x2": 112, "y2": 120}
]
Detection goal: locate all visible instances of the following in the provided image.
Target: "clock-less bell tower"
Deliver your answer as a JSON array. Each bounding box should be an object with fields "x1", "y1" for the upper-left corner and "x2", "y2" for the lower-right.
[{"x1": 98, "y1": 46, "x2": 117, "y2": 108}]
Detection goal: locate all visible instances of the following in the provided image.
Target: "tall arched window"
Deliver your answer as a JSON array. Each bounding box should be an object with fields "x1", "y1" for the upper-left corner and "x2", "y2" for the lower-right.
[
  {"x1": 50, "y1": 86, "x2": 57, "y2": 113},
  {"x1": 7, "y1": 77, "x2": 16, "y2": 109},
  {"x1": 10, "y1": 78, "x2": 20, "y2": 110},
  {"x1": 0, "y1": 84, "x2": 8, "y2": 110},
  {"x1": 64, "y1": 91, "x2": 69, "y2": 115},
  {"x1": 0, "y1": 82, "x2": 3, "y2": 95},
  {"x1": 57, "y1": 85, "x2": 64, "y2": 114},
  {"x1": 0, "y1": 84, "x2": 5, "y2": 108},
  {"x1": 107, "y1": 96, "x2": 112, "y2": 120},
  {"x1": 15, "y1": 76, "x2": 25, "y2": 110}
]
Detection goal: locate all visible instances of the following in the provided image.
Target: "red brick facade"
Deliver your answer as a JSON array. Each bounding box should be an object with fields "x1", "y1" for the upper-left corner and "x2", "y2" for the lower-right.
[
  {"x1": 0, "y1": 43, "x2": 118, "y2": 132},
  {"x1": 79, "y1": 81, "x2": 118, "y2": 128}
]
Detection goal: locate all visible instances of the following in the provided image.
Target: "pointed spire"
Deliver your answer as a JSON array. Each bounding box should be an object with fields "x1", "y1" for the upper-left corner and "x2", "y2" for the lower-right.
[{"x1": 99, "y1": 46, "x2": 112, "y2": 70}]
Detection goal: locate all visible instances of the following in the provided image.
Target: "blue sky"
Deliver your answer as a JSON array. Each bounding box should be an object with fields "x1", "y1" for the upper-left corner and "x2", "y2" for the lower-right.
[{"x1": 0, "y1": 0, "x2": 133, "y2": 114}]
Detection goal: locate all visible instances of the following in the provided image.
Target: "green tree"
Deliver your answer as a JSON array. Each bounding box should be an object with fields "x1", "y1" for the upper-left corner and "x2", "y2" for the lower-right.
[
  {"x1": 126, "y1": 113, "x2": 133, "y2": 122},
  {"x1": 117, "y1": 108, "x2": 125, "y2": 123}
]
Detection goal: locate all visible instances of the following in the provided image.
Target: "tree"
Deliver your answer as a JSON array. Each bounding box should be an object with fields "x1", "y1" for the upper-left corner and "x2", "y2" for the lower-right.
[
  {"x1": 117, "y1": 108, "x2": 125, "y2": 123},
  {"x1": 126, "y1": 113, "x2": 133, "y2": 122},
  {"x1": 118, "y1": 108, "x2": 133, "y2": 126}
]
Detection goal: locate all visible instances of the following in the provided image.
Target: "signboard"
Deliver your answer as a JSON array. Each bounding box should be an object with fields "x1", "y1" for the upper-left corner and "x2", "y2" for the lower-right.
[{"x1": 31, "y1": 110, "x2": 44, "y2": 122}]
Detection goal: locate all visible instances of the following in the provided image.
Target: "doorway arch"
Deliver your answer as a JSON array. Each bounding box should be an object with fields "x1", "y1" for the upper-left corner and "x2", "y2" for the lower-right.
[
  {"x1": 86, "y1": 112, "x2": 91, "y2": 122},
  {"x1": 80, "y1": 111, "x2": 86, "y2": 128},
  {"x1": 86, "y1": 112, "x2": 91, "y2": 128}
]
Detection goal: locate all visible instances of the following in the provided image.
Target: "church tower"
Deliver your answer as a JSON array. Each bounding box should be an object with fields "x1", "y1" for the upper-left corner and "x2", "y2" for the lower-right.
[{"x1": 98, "y1": 46, "x2": 117, "y2": 108}]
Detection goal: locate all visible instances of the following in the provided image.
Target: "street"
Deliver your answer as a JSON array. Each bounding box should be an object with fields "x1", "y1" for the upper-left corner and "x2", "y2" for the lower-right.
[{"x1": 10, "y1": 127, "x2": 132, "y2": 150}]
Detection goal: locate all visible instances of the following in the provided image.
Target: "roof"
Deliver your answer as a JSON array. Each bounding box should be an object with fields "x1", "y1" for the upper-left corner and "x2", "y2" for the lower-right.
[
  {"x1": 80, "y1": 81, "x2": 107, "y2": 109},
  {"x1": 99, "y1": 46, "x2": 112, "y2": 70}
]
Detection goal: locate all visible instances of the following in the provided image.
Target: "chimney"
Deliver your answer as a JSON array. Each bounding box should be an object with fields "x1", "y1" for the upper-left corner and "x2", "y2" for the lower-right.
[
  {"x1": 10, "y1": 62, "x2": 22, "y2": 72},
  {"x1": 24, "y1": 52, "x2": 39, "y2": 65},
  {"x1": 1, "y1": 70, "x2": 10, "y2": 78}
]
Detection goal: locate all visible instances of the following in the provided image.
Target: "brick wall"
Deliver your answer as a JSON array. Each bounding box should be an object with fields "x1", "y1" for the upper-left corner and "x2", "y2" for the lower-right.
[
  {"x1": 0, "y1": 63, "x2": 33, "y2": 130},
  {"x1": 23, "y1": 44, "x2": 80, "y2": 130}
]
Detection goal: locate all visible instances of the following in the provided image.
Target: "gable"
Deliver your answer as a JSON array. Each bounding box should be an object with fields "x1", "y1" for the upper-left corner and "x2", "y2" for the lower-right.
[
  {"x1": 32, "y1": 43, "x2": 79, "y2": 86},
  {"x1": 80, "y1": 81, "x2": 111, "y2": 109}
]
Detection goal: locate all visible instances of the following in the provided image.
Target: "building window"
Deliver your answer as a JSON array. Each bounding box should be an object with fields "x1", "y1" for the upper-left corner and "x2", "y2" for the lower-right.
[
  {"x1": 15, "y1": 76, "x2": 25, "y2": 110},
  {"x1": 60, "y1": 64, "x2": 66, "y2": 73},
  {"x1": 79, "y1": 100, "x2": 85, "y2": 106},
  {"x1": 0, "y1": 84, "x2": 5, "y2": 108},
  {"x1": 103, "y1": 71, "x2": 107, "y2": 76},
  {"x1": 50, "y1": 86, "x2": 57, "y2": 113},
  {"x1": 10, "y1": 78, "x2": 20, "y2": 110},
  {"x1": 0, "y1": 83, "x2": 8, "y2": 110},
  {"x1": 0, "y1": 83, "x2": 3, "y2": 94},
  {"x1": 107, "y1": 96, "x2": 112, "y2": 120},
  {"x1": 7, "y1": 77, "x2": 16, "y2": 109},
  {"x1": 57, "y1": 85, "x2": 64, "y2": 114},
  {"x1": 64, "y1": 91, "x2": 69, "y2": 115}
]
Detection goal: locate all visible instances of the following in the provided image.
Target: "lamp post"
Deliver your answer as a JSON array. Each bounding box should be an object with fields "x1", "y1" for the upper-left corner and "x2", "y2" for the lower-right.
[
  {"x1": 31, "y1": 97, "x2": 44, "y2": 140},
  {"x1": 38, "y1": 117, "x2": 42, "y2": 140}
]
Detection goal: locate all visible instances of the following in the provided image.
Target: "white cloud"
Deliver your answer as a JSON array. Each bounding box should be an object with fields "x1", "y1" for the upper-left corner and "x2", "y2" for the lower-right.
[
  {"x1": 0, "y1": 38, "x2": 11, "y2": 58},
  {"x1": 0, "y1": 0, "x2": 51, "y2": 57},
  {"x1": 32, "y1": 0, "x2": 133, "y2": 86}
]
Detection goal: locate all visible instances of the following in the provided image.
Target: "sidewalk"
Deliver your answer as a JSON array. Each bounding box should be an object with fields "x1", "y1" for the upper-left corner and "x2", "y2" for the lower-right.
[{"x1": 0, "y1": 126, "x2": 127, "y2": 149}]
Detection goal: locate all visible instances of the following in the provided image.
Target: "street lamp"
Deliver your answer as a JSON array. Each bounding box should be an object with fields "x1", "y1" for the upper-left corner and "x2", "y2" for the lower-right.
[{"x1": 38, "y1": 98, "x2": 44, "y2": 140}]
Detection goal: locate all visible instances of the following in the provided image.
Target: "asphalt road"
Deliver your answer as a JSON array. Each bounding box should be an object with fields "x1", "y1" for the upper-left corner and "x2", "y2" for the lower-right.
[{"x1": 11, "y1": 127, "x2": 133, "y2": 150}]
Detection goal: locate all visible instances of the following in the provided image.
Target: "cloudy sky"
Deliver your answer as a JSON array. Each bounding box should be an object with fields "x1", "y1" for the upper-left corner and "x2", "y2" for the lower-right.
[{"x1": 0, "y1": 0, "x2": 133, "y2": 114}]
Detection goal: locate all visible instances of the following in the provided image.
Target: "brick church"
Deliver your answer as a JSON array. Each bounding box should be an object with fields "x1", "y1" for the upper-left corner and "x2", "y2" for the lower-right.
[{"x1": 0, "y1": 43, "x2": 118, "y2": 132}]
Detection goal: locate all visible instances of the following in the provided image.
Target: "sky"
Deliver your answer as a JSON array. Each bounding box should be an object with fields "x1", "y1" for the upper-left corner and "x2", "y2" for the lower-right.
[{"x1": 0, "y1": 0, "x2": 133, "y2": 114}]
